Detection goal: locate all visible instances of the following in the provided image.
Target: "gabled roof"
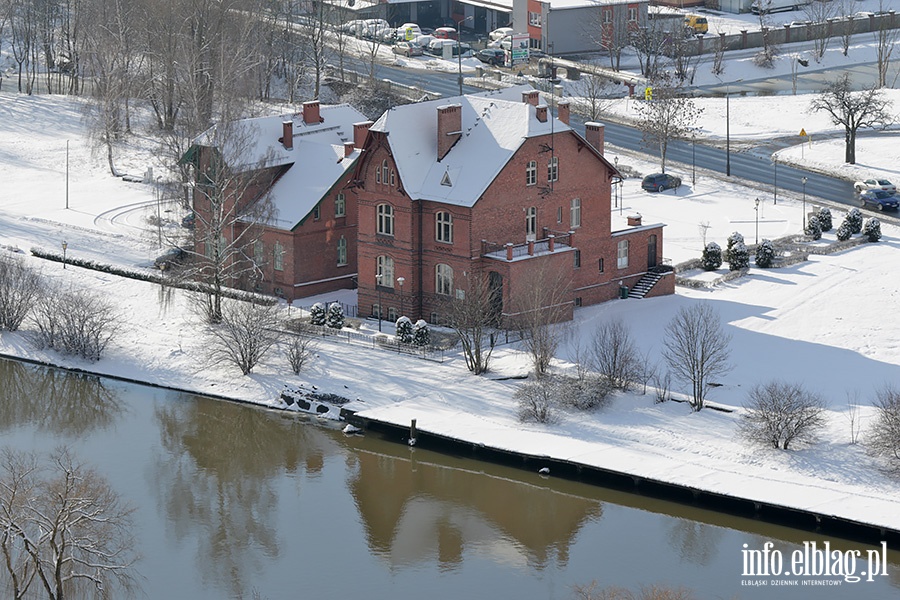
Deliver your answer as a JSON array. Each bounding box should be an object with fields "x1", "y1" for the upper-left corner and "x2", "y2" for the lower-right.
[
  {"x1": 369, "y1": 86, "x2": 573, "y2": 208},
  {"x1": 193, "y1": 104, "x2": 367, "y2": 230}
]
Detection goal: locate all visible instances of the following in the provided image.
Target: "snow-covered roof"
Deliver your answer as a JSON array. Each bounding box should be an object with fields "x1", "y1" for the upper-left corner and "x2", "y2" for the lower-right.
[
  {"x1": 370, "y1": 86, "x2": 572, "y2": 207},
  {"x1": 195, "y1": 104, "x2": 367, "y2": 230}
]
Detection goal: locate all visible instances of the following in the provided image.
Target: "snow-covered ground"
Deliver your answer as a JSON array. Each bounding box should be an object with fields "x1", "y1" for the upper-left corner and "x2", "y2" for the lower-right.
[{"x1": 2, "y1": 78, "x2": 900, "y2": 536}]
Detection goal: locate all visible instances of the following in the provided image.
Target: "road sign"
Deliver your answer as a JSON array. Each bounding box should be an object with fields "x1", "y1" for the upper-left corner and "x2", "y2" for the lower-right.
[{"x1": 644, "y1": 86, "x2": 652, "y2": 101}]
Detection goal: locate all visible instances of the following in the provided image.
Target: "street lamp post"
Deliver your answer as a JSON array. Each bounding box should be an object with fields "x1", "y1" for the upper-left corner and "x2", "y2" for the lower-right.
[
  {"x1": 156, "y1": 176, "x2": 163, "y2": 248},
  {"x1": 66, "y1": 140, "x2": 69, "y2": 210},
  {"x1": 801, "y1": 176, "x2": 808, "y2": 231},
  {"x1": 692, "y1": 132, "x2": 696, "y2": 186},
  {"x1": 397, "y1": 276, "x2": 405, "y2": 317},
  {"x1": 456, "y1": 16, "x2": 472, "y2": 95},
  {"x1": 754, "y1": 197, "x2": 760, "y2": 245},
  {"x1": 723, "y1": 79, "x2": 743, "y2": 177},
  {"x1": 62, "y1": 240, "x2": 68, "y2": 269}
]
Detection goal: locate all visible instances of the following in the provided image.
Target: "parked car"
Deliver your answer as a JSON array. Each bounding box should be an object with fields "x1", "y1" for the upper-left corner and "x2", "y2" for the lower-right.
[
  {"x1": 395, "y1": 23, "x2": 422, "y2": 40},
  {"x1": 433, "y1": 26, "x2": 458, "y2": 40},
  {"x1": 475, "y1": 48, "x2": 505, "y2": 66},
  {"x1": 181, "y1": 212, "x2": 195, "y2": 229},
  {"x1": 854, "y1": 177, "x2": 896, "y2": 194},
  {"x1": 487, "y1": 35, "x2": 511, "y2": 49},
  {"x1": 426, "y1": 39, "x2": 471, "y2": 57},
  {"x1": 489, "y1": 26, "x2": 513, "y2": 41},
  {"x1": 154, "y1": 246, "x2": 187, "y2": 270},
  {"x1": 860, "y1": 189, "x2": 899, "y2": 210},
  {"x1": 641, "y1": 173, "x2": 682, "y2": 193},
  {"x1": 684, "y1": 15, "x2": 708, "y2": 34},
  {"x1": 392, "y1": 41, "x2": 423, "y2": 57}
]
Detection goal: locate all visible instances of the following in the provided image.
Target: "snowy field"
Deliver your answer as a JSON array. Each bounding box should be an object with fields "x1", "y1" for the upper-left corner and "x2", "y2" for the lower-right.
[{"x1": 2, "y1": 78, "x2": 900, "y2": 536}]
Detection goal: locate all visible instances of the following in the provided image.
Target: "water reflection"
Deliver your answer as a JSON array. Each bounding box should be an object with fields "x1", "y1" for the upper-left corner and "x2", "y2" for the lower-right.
[
  {"x1": 0, "y1": 359, "x2": 123, "y2": 435},
  {"x1": 666, "y1": 519, "x2": 725, "y2": 567},
  {"x1": 151, "y1": 398, "x2": 342, "y2": 599},
  {"x1": 346, "y1": 442, "x2": 603, "y2": 571}
]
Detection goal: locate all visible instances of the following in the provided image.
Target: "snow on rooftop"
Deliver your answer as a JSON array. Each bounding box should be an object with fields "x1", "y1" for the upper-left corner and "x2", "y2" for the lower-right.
[{"x1": 372, "y1": 85, "x2": 571, "y2": 207}]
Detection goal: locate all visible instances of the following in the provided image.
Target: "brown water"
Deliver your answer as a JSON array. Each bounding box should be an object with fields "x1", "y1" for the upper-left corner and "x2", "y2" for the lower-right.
[{"x1": 0, "y1": 357, "x2": 896, "y2": 599}]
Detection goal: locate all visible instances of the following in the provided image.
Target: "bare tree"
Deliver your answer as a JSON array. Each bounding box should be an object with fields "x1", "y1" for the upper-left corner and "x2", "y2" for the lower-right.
[
  {"x1": 442, "y1": 271, "x2": 499, "y2": 375},
  {"x1": 590, "y1": 319, "x2": 640, "y2": 391},
  {"x1": 710, "y1": 28, "x2": 726, "y2": 76},
  {"x1": 872, "y1": 1, "x2": 899, "y2": 88},
  {"x1": 809, "y1": 73, "x2": 892, "y2": 164},
  {"x1": 802, "y1": 0, "x2": 837, "y2": 62},
  {"x1": 753, "y1": 1, "x2": 779, "y2": 68},
  {"x1": 509, "y1": 265, "x2": 571, "y2": 379},
  {"x1": 573, "y1": 582, "x2": 696, "y2": 600},
  {"x1": 662, "y1": 303, "x2": 731, "y2": 411},
  {"x1": 584, "y1": 3, "x2": 630, "y2": 71},
  {"x1": 0, "y1": 447, "x2": 139, "y2": 600},
  {"x1": 845, "y1": 392, "x2": 862, "y2": 444},
  {"x1": 835, "y1": 0, "x2": 856, "y2": 57},
  {"x1": 207, "y1": 299, "x2": 282, "y2": 375},
  {"x1": 30, "y1": 286, "x2": 118, "y2": 361},
  {"x1": 630, "y1": 19, "x2": 669, "y2": 79},
  {"x1": 182, "y1": 119, "x2": 279, "y2": 323},
  {"x1": 867, "y1": 385, "x2": 900, "y2": 473},
  {"x1": 0, "y1": 253, "x2": 42, "y2": 331},
  {"x1": 636, "y1": 75, "x2": 703, "y2": 173},
  {"x1": 515, "y1": 379, "x2": 558, "y2": 424},
  {"x1": 286, "y1": 334, "x2": 317, "y2": 375},
  {"x1": 570, "y1": 73, "x2": 616, "y2": 121},
  {"x1": 739, "y1": 381, "x2": 827, "y2": 450}
]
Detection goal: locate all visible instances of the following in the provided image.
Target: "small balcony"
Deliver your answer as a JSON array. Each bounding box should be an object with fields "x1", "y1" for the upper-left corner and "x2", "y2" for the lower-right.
[{"x1": 481, "y1": 232, "x2": 573, "y2": 261}]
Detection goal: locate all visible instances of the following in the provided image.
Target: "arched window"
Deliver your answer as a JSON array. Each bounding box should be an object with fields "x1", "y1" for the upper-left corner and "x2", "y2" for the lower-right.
[
  {"x1": 390, "y1": 169, "x2": 396, "y2": 186},
  {"x1": 273, "y1": 241, "x2": 284, "y2": 271},
  {"x1": 526, "y1": 206, "x2": 537, "y2": 238},
  {"x1": 376, "y1": 203, "x2": 394, "y2": 236},
  {"x1": 376, "y1": 255, "x2": 394, "y2": 288},
  {"x1": 436, "y1": 264, "x2": 453, "y2": 296},
  {"x1": 337, "y1": 236, "x2": 348, "y2": 266},
  {"x1": 381, "y1": 160, "x2": 390, "y2": 185},
  {"x1": 436, "y1": 211, "x2": 453, "y2": 243},
  {"x1": 526, "y1": 160, "x2": 537, "y2": 186}
]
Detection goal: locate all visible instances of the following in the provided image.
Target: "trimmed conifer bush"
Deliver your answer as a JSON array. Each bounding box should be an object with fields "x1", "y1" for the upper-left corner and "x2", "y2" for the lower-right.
[
  {"x1": 309, "y1": 302, "x2": 326, "y2": 326},
  {"x1": 396, "y1": 316, "x2": 414, "y2": 344},
  {"x1": 728, "y1": 241, "x2": 750, "y2": 271},
  {"x1": 804, "y1": 215, "x2": 822, "y2": 240},
  {"x1": 846, "y1": 208, "x2": 863, "y2": 234},
  {"x1": 835, "y1": 222, "x2": 853, "y2": 241},
  {"x1": 755, "y1": 239, "x2": 776, "y2": 268},
  {"x1": 725, "y1": 232, "x2": 744, "y2": 263},
  {"x1": 413, "y1": 320, "x2": 430, "y2": 346},
  {"x1": 816, "y1": 207, "x2": 833, "y2": 232},
  {"x1": 863, "y1": 217, "x2": 882, "y2": 242},
  {"x1": 326, "y1": 302, "x2": 345, "y2": 329},
  {"x1": 701, "y1": 242, "x2": 723, "y2": 271}
]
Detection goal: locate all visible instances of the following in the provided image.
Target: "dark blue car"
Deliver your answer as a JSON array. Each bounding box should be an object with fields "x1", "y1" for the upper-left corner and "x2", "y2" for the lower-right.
[
  {"x1": 860, "y1": 189, "x2": 899, "y2": 211},
  {"x1": 641, "y1": 173, "x2": 681, "y2": 193}
]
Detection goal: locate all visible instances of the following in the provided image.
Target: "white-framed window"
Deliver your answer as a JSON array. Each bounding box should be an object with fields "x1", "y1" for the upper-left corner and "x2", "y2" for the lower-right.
[
  {"x1": 526, "y1": 206, "x2": 537, "y2": 238},
  {"x1": 390, "y1": 169, "x2": 396, "y2": 186},
  {"x1": 628, "y1": 7, "x2": 637, "y2": 21},
  {"x1": 526, "y1": 160, "x2": 537, "y2": 186},
  {"x1": 547, "y1": 156, "x2": 558, "y2": 182},
  {"x1": 570, "y1": 197, "x2": 581, "y2": 228},
  {"x1": 335, "y1": 193, "x2": 346, "y2": 217},
  {"x1": 377, "y1": 203, "x2": 394, "y2": 236},
  {"x1": 274, "y1": 240, "x2": 284, "y2": 271},
  {"x1": 528, "y1": 11, "x2": 541, "y2": 27},
  {"x1": 376, "y1": 255, "x2": 394, "y2": 288},
  {"x1": 337, "y1": 236, "x2": 348, "y2": 266},
  {"x1": 381, "y1": 160, "x2": 389, "y2": 185},
  {"x1": 603, "y1": 9, "x2": 612, "y2": 24},
  {"x1": 372, "y1": 303, "x2": 382, "y2": 318},
  {"x1": 387, "y1": 307, "x2": 397, "y2": 321},
  {"x1": 436, "y1": 264, "x2": 453, "y2": 296},
  {"x1": 436, "y1": 211, "x2": 453, "y2": 243},
  {"x1": 617, "y1": 240, "x2": 629, "y2": 269}
]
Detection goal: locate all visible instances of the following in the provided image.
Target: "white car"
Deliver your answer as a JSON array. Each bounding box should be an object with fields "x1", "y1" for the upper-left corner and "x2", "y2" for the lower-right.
[
  {"x1": 396, "y1": 23, "x2": 422, "y2": 40},
  {"x1": 489, "y1": 27, "x2": 513, "y2": 41},
  {"x1": 854, "y1": 178, "x2": 896, "y2": 194}
]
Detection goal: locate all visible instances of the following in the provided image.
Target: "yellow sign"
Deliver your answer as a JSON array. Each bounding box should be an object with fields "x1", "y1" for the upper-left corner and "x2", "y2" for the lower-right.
[
  {"x1": 799, "y1": 128, "x2": 807, "y2": 136},
  {"x1": 644, "y1": 86, "x2": 652, "y2": 101}
]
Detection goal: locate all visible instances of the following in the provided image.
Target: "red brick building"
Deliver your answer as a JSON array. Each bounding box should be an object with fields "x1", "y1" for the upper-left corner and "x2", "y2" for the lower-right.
[
  {"x1": 185, "y1": 101, "x2": 372, "y2": 301},
  {"x1": 351, "y1": 86, "x2": 673, "y2": 325}
]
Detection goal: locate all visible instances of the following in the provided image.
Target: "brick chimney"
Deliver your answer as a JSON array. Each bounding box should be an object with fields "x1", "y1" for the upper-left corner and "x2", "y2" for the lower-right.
[
  {"x1": 522, "y1": 90, "x2": 540, "y2": 106},
  {"x1": 585, "y1": 122, "x2": 605, "y2": 154},
  {"x1": 437, "y1": 104, "x2": 462, "y2": 161},
  {"x1": 302, "y1": 100, "x2": 321, "y2": 124},
  {"x1": 535, "y1": 104, "x2": 548, "y2": 123},
  {"x1": 282, "y1": 120, "x2": 293, "y2": 151},
  {"x1": 353, "y1": 121, "x2": 373, "y2": 149},
  {"x1": 557, "y1": 100, "x2": 570, "y2": 125},
  {"x1": 343, "y1": 141, "x2": 355, "y2": 157}
]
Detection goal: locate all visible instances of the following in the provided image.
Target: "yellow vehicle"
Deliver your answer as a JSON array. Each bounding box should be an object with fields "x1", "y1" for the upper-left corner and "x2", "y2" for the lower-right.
[{"x1": 684, "y1": 15, "x2": 709, "y2": 34}]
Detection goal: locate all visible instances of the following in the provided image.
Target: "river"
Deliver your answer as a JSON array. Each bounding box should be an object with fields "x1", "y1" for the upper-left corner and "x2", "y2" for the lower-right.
[{"x1": 0, "y1": 357, "x2": 896, "y2": 599}]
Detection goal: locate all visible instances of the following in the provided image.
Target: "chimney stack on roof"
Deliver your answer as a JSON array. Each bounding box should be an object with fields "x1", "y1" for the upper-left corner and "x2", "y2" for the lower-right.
[
  {"x1": 282, "y1": 120, "x2": 293, "y2": 151},
  {"x1": 585, "y1": 122, "x2": 605, "y2": 154},
  {"x1": 353, "y1": 121, "x2": 373, "y2": 149},
  {"x1": 536, "y1": 105, "x2": 548, "y2": 123},
  {"x1": 343, "y1": 141, "x2": 355, "y2": 157},
  {"x1": 437, "y1": 104, "x2": 462, "y2": 161},
  {"x1": 302, "y1": 100, "x2": 322, "y2": 124},
  {"x1": 522, "y1": 90, "x2": 540, "y2": 106},
  {"x1": 557, "y1": 100, "x2": 570, "y2": 125}
]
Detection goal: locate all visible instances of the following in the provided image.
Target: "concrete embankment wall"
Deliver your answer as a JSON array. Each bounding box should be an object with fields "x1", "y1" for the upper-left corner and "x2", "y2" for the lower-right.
[{"x1": 346, "y1": 410, "x2": 900, "y2": 546}]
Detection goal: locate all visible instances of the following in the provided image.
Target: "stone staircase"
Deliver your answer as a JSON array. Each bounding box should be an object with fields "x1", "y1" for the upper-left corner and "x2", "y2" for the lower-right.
[{"x1": 627, "y1": 271, "x2": 664, "y2": 299}]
